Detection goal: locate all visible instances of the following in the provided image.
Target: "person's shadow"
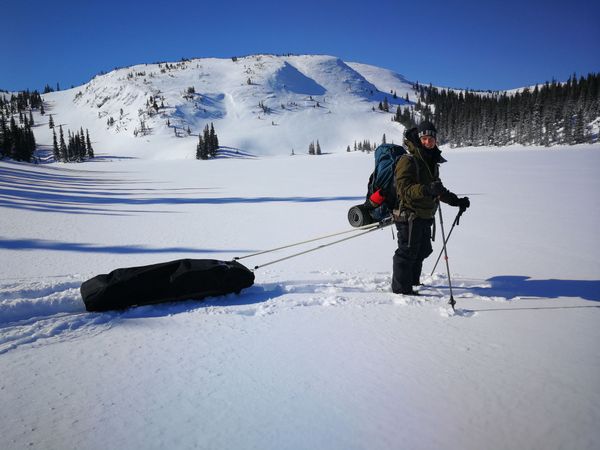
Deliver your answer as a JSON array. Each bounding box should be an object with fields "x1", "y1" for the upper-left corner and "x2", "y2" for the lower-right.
[{"x1": 468, "y1": 276, "x2": 600, "y2": 302}]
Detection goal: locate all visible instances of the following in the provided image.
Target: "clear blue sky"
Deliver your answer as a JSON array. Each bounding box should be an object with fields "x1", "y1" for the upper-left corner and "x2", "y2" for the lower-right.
[{"x1": 3, "y1": 0, "x2": 599, "y2": 92}]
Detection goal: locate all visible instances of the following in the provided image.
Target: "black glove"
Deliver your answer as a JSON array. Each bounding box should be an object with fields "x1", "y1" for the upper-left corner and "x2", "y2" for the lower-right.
[
  {"x1": 425, "y1": 180, "x2": 445, "y2": 197},
  {"x1": 457, "y1": 196, "x2": 470, "y2": 213}
]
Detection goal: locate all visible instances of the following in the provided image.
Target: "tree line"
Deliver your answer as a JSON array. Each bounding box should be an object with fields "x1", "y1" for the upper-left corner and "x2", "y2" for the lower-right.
[
  {"x1": 347, "y1": 139, "x2": 377, "y2": 152},
  {"x1": 0, "y1": 112, "x2": 36, "y2": 161},
  {"x1": 0, "y1": 91, "x2": 43, "y2": 162},
  {"x1": 0, "y1": 90, "x2": 44, "y2": 114},
  {"x1": 0, "y1": 89, "x2": 96, "y2": 163},
  {"x1": 395, "y1": 73, "x2": 600, "y2": 147}
]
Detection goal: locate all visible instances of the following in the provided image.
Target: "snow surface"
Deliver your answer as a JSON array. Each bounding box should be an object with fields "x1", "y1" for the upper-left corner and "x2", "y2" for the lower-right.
[
  {"x1": 1, "y1": 144, "x2": 600, "y2": 450},
  {"x1": 2, "y1": 55, "x2": 600, "y2": 449}
]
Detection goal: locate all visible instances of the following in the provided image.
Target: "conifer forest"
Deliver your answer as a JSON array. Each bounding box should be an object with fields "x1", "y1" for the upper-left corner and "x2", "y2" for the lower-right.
[{"x1": 395, "y1": 73, "x2": 600, "y2": 146}]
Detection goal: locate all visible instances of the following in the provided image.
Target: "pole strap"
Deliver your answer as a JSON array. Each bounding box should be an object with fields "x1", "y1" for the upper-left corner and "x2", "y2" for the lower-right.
[
  {"x1": 234, "y1": 220, "x2": 383, "y2": 262},
  {"x1": 252, "y1": 219, "x2": 393, "y2": 270}
]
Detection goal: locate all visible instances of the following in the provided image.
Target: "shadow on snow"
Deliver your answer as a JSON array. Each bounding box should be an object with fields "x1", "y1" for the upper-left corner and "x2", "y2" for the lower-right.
[
  {"x1": 468, "y1": 275, "x2": 600, "y2": 302},
  {"x1": 0, "y1": 238, "x2": 255, "y2": 255},
  {"x1": 0, "y1": 163, "x2": 362, "y2": 214},
  {"x1": 118, "y1": 282, "x2": 288, "y2": 320}
]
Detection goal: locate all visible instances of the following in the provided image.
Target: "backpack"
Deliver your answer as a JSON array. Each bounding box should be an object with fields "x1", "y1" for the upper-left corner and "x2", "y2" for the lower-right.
[
  {"x1": 347, "y1": 143, "x2": 407, "y2": 227},
  {"x1": 366, "y1": 143, "x2": 407, "y2": 219}
]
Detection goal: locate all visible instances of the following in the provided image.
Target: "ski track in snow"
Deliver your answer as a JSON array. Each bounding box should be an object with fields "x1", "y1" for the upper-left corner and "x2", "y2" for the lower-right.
[
  {"x1": 0, "y1": 272, "x2": 508, "y2": 354},
  {"x1": 0, "y1": 276, "x2": 113, "y2": 354}
]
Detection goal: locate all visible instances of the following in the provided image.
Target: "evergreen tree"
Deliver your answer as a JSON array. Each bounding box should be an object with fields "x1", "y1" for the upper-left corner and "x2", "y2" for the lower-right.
[
  {"x1": 22, "y1": 123, "x2": 35, "y2": 162},
  {"x1": 316, "y1": 140, "x2": 321, "y2": 155},
  {"x1": 196, "y1": 135, "x2": 205, "y2": 159},
  {"x1": 59, "y1": 125, "x2": 67, "y2": 161},
  {"x1": 203, "y1": 125, "x2": 210, "y2": 157},
  {"x1": 409, "y1": 73, "x2": 600, "y2": 147},
  {"x1": 195, "y1": 123, "x2": 220, "y2": 159},
  {"x1": 573, "y1": 109, "x2": 586, "y2": 144},
  {"x1": 8, "y1": 116, "x2": 18, "y2": 159},
  {"x1": 7, "y1": 118, "x2": 36, "y2": 162},
  {"x1": 52, "y1": 128, "x2": 59, "y2": 161},
  {"x1": 209, "y1": 123, "x2": 218, "y2": 157},
  {"x1": 48, "y1": 114, "x2": 54, "y2": 129},
  {"x1": 0, "y1": 111, "x2": 7, "y2": 158},
  {"x1": 79, "y1": 129, "x2": 86, "y2": 160},
  {"x1": 86, "y1": 129, "x2": 94, "y2": 158}
]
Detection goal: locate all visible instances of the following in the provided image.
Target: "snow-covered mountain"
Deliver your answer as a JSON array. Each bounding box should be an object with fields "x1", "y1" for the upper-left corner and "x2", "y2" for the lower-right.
[{"x1": 37, "y1": 55, "x2": 416, "y2": 159}]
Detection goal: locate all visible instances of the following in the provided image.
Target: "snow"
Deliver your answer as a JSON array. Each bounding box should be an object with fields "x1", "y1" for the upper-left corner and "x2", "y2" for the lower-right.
[
  {"x1": 1, "y1": 55, "x2": 600, "y2": 449},
  {"x1": 2, "y1": 145, "x2": 600, "y2": 450}
]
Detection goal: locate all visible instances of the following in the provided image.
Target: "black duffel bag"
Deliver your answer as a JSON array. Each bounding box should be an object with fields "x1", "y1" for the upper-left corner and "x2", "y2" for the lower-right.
[{"x1": 81, "y1": 259, "x2": 255, "y2": 312}]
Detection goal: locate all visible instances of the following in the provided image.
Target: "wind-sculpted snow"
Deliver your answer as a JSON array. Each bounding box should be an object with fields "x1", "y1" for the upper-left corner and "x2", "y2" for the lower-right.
[
  {"x1": 268, "y1": 62, "x2": 327, "y2": 96},
  {"x1": 174, "y1": 92, "x2": 227, "y2": 121}
]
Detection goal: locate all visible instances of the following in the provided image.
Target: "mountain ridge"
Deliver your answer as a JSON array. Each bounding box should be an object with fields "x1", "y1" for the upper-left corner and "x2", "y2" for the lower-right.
[{"x1": 29, "y1": 54, "x2": 416, "y2": 159}]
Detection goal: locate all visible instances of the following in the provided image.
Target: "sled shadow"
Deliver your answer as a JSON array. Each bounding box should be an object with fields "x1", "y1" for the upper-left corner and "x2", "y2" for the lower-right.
[
  {"x1": 117, "y1": 282, "x2": 288, "y2": 319},
  {"x1": 468, "y1": 276, "x2": 600, "y2": 302}
]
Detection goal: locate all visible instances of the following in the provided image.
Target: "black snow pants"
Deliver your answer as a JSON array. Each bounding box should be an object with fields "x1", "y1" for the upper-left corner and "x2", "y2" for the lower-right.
[{"x1": 392, "y1": 217, "x2": 434, "y2": 294}]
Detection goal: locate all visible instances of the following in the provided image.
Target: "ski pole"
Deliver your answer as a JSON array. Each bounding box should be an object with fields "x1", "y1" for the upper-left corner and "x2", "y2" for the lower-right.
[
  {"x1": 437, "y1": 204, "x2": 456, "y2": 311},
  {"x1": 430, "y1": 209, "x2": 464, "y2": 276},
  {"x1": 234, "y1": 220, "x2": 383, "y2": 261},
  {"x1": 252, "y1": 219, "x2": 393, "y2": 270}
]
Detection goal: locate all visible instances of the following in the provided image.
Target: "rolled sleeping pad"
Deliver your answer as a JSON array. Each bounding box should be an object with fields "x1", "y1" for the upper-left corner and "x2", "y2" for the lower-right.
[{"x1": 347, "y1": 204, "x2": 374, "y2": 228}]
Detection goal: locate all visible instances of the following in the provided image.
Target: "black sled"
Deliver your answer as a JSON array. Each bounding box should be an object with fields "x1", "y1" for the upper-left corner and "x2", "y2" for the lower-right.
[{"x1": 81, "y1": 259, "x2": 255, "y2": 312}]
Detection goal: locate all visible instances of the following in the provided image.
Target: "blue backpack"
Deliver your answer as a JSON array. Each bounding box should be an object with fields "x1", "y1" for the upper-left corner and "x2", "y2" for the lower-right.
[
  {"x1": 366, "y1": 143, "x2": 407, "y2": 220},
  {"x1": 348, "y1": 143, "x2": 407, "y2": 227}
]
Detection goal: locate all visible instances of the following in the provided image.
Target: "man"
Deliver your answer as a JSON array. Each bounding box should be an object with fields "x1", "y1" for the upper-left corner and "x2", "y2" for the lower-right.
[{"x1": 392, "y1": 121, "x2": 469, "y2": 295}]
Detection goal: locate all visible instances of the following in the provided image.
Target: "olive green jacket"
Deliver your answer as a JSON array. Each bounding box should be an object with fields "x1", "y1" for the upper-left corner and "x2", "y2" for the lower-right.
[{"x1": 395, "y1": 128, "x2": 459, "y2": 219}]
